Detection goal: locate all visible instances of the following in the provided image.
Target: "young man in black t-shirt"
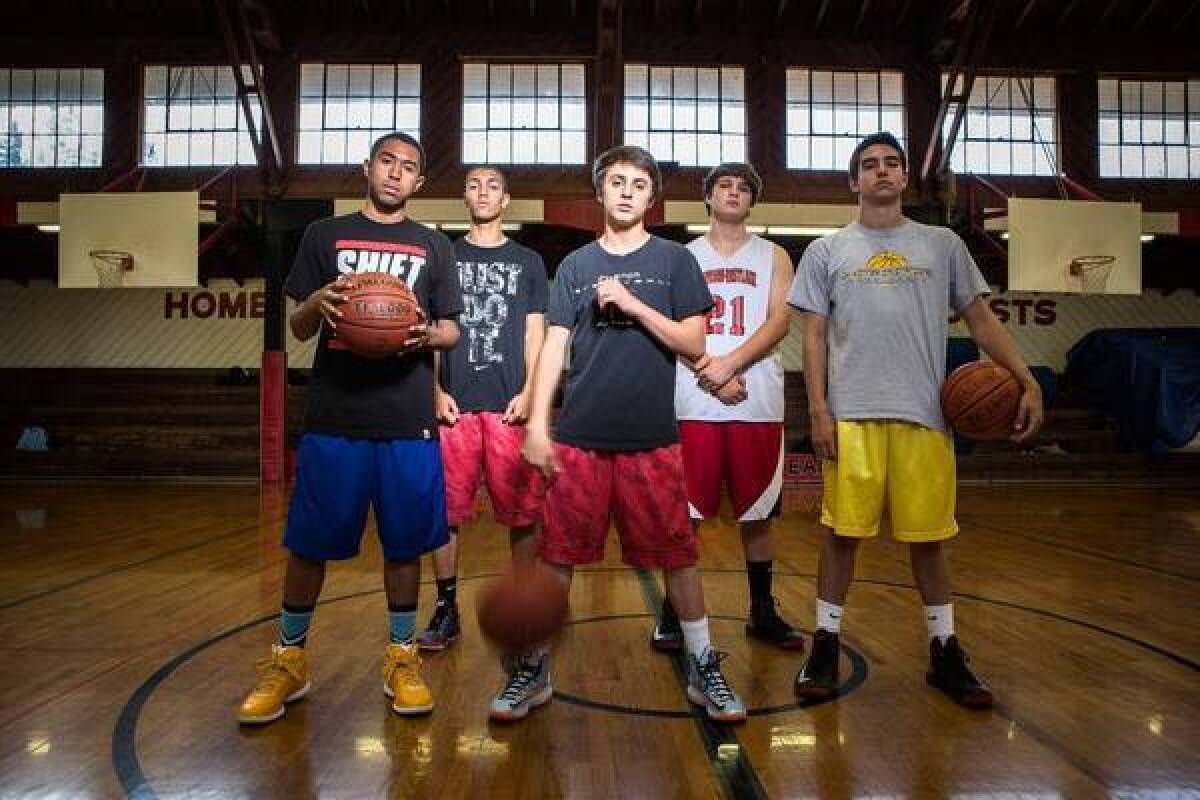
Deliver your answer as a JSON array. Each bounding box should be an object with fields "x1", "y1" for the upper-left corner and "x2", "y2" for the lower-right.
[
  {"x1": 417, "y1": 166, "x2": 549, "y2": 651},
  {"x1": 237, "y1": 133, "x2": 463, "y2": 725},
  {"x1": 501, "y1": 146, "x2": 747, "y2": 723}
]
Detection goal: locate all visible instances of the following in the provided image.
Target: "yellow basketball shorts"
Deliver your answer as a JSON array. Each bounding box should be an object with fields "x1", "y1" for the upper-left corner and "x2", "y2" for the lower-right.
[{"x1": 819, "y1": 420, "x2": 958, "y2": 542}]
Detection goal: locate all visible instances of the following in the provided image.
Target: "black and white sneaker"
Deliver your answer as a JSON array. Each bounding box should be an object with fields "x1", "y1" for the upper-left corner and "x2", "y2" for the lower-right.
[
  {"x1": 417, "y1": 601, "x2": 461, "y2": 651},
  {"x1": 686, "y1": 648, "x2": 747, "y2": 722},
  {"x1": 927, "y1": 635, "x2": 994, "y2": 709},
  {"x1": 650, "y1": 599, "x2": 683, "y2": 652},
  {"x1": 794, "y1": 629, "x2": 839, "y2": 700},
  {"x1": 746, "y1": 597, "x2": 806, "y2": 651}
]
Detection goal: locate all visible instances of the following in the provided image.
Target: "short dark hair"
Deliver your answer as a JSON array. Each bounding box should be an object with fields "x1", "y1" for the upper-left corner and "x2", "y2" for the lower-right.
[
  {"x1": 369, "y1": 132, "x2": 426, "y2": 175},
  {"x1": 591, "y1": 145, "x2": 661, "y2": 198},
  {"x1": 702, "y1": 162, "x2": 763, "y2": 213},
  {"x1": 848, "y1": 132, "x2": 906, "y2": 178},
  {"x1": 465, "y1": 165, "x2": 509, "y2": 193}
]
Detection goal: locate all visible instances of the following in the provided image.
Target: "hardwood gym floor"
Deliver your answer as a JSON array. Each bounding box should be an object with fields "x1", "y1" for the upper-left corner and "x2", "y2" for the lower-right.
[{"x1": 0, "y1": 482, "x2": 1197, "y2": 799}]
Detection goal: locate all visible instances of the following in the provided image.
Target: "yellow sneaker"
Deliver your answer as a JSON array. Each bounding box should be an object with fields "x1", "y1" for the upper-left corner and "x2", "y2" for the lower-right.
[
  {"x1": 382, "y1": 642, "x2": 434, "y2": 715},
  {"x1": 237, "y1": 644, "x2": 311, "y2": 725}
]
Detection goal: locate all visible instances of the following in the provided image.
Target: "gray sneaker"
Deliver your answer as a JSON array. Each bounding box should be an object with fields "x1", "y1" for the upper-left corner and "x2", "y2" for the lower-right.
[
  {"x1": 686, "y1": 648, "x2": 747, "y2": 722},
  {"x1": 489, "y1": 654, "x2": 552, "y2": 722}
]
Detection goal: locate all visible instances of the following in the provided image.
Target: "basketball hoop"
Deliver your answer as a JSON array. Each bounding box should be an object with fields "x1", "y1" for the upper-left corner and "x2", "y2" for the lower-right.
[
  {"x1": 1067, "y1": 255, "x2": 1115, "y2": 293},
  {"x1": 89, "y1": 249, "x2": 135, "y2": 288}
]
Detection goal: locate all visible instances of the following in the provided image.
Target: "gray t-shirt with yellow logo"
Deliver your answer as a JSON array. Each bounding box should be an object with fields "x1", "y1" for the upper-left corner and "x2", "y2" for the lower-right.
[{"x1": 788, "y1": 219, "x2": 990, "y2": 431}]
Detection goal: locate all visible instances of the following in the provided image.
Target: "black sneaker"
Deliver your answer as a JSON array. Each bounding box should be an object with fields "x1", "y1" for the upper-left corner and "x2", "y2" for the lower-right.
[
  {"x1": 927, "y1": 635, "x2": 994, "y2": 709},
  {"x1": 650, "y1": 599, "x2": 683, "y2": 652},
  {"x1": 416, "y1": 601, "x2": 460, "y2": 651},
  {"x1": 746, "y1": 597, "x2": 806, "y2": 651},
  {"x1": 794, "y1": 629, "x2": 839, "y2": 700}
]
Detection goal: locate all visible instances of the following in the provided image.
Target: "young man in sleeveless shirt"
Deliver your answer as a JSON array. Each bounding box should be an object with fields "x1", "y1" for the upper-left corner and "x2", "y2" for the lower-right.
[{"x1": 653, "y1": 162, "x2": 804, "y2": 653}]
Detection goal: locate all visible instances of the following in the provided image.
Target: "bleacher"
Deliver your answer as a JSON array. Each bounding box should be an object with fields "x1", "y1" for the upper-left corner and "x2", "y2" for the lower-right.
[{"x1": 3, "y1": 368, "x2": 1196, "y2": 484}]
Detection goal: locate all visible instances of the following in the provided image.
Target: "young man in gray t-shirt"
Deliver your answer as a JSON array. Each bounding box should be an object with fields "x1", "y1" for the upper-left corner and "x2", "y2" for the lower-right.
[{"x1": 788, "y1": 132, "x2": 1044, "y2": 708}]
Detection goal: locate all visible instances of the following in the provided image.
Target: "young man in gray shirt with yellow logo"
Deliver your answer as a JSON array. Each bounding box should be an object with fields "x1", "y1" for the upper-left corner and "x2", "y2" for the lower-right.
[{"x1": 789, "y1": 132, "x2": 1044, "y2": 708}]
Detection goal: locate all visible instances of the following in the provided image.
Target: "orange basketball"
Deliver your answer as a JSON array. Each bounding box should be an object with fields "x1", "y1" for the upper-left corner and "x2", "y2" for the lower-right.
[
  {"x1": 941, "y1": 361, "x2": 1021, "y2": 440},
  {"x1": 336, "y1": 274, "x2": 423, "y2": 358},
  {"x1": 476, "y1": 564, "x2": 569, "y2": 653}
]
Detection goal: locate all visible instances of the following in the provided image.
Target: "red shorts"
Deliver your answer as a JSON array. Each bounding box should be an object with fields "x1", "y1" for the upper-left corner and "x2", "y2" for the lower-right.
[
  {"x1": 538, "y1": 443, "x2": 697, "y2": 569},
  {"x1": 439, "y1": 412, "x2": 545, "y2": 527},
  {"x1": 679, "y1": 420, "x2": 784, "y2": 521}
]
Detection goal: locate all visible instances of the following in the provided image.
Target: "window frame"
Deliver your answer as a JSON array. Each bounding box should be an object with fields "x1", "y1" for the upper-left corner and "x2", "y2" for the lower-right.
[
  {"x1": 461, "y1": 61, "x2": 588, "y2": 166},
  {"x1": 0, "y1": 67, "x2": 105, "y2": 169},
  {"x1": 785, "y1": 67, "x2": 906, "y2": 172}
]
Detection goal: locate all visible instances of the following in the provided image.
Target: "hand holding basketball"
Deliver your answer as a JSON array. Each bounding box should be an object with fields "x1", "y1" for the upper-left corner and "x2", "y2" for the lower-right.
[
  {"x1": 1011, "y1": 380, "x2": 1044, "y2": 443},
  {"x1": 399, "y1": 307, "x2": 431, "y2": 351},
  {"x1": 308, "y1": 275, "x2": 352, "y2": 329}
]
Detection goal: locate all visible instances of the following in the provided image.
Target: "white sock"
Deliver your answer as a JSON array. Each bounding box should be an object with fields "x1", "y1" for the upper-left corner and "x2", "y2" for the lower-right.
[
  {"x1": 816, "y1": 598, "x2": 843, "y2": 633},
  {"x1": 924, "y1": 604, "x2": 954, "y2": 643},
  {"x1": 680, "y1": 616, "x2": 711, "y2": 658}
]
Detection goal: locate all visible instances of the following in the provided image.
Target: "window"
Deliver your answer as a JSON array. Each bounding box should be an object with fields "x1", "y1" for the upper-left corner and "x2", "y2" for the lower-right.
[
  {"x1": 623, "y1": 65, "x2": 745, "y2": 166},
  {"x1": 0, "y1": 68, "x2": 103, "y2": 168},
  {"x1": 142, "y1": 65, "x2": 263, "y2": 167},
  {"x1": 298, "y1": 64, "x2": 420, "y2": 165},
  {"x1": 786, "y1": 68, "x2": 903, "y2": 170},
  {"x1": 1099, "y1": 78, "x2": 1200, "y2": 179},
  {"x1": 462, "y1": 63, "x2": 586, "y2": 165},
  {"x1": 941, "y1": 74, "x2": 1057, "y2": 176}
]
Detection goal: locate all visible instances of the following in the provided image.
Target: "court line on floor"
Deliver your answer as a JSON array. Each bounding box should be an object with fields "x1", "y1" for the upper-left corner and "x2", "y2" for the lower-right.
[
  {"x1": 552, "y1": 611, "x2": 868, "y2": 718},
  {"x1": 761, "y1": 571, "x2": 1200, "y2": 673},
  {"x1": 634, "y1": 568, "x2": 770, "y2": 800},
  {"x1": 0, "y1": 523, "x2": 271, "y2": 611},
  {"x1": 112, "y1": 569, "x2": 1197, "y2": 798},
  {"x1": 964, "y1": 520, "x2": 1200, "y2": 583}
]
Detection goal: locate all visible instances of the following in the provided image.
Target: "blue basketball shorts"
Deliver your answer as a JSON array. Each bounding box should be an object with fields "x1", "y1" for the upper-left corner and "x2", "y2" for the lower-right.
[{"x1": 283, "y1": 433, "x2": 450, "y2": 562}]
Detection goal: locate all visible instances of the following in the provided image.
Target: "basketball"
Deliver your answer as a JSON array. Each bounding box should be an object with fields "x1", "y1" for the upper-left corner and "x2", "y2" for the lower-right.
[
  {"x1": 335, "y1": 274, "x2": 423, "y2": 358},
  {"x1": 941, "y1": 361, "x2": 1022, "y2": 440},
  {"x1": 476, "y1": 564, "x2": 569, "y2": 653}
]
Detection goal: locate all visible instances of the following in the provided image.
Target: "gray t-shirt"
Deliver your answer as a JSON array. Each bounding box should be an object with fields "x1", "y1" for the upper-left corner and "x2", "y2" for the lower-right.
[{"x1": 788, "y1": 220, "x2": 990, "y2": 431}]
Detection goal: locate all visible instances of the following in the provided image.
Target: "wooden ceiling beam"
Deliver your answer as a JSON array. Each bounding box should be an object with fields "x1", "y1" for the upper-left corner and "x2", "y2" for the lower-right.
[
  {"x1": 1132, "y1": 0, "x2": 1164, "y2": 31},
  {"x1": 1091, "y1": 0, "x2": 1123, "y2": 32},
  {"x1": 1055, "y1": 0, "x2": 1084, "y2": 30},
  {"x1": 854, "y1": 0, "x2": 872, "y2": 33},
  {"x1": 1014, "y1": 0, "x2": 1038, "y2": 31},
  {"x1": 814, "y1": 0, "x2": 832, "y2": 31}
]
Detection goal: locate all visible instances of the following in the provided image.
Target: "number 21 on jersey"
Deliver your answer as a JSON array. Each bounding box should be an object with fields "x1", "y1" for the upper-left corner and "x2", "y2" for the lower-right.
[{"x1": 705, "y1": 294, "x2": 745, "y2": 336}]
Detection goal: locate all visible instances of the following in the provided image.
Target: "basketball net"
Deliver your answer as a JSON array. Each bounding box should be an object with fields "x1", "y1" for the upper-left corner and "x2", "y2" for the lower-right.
[
  {"x1": 89, "y1": 249, "x2": 134, "y2": 288},
  {"x1": 1068, "y1": 255, "x2": 1115, "y2": 294}
]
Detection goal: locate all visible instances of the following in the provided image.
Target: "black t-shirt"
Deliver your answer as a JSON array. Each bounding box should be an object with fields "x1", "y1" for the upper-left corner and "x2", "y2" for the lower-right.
[
  {"x1": 441, "y1": 238, "x2": 549, "y2": 413},
  {"x1": 547, "y1": 236, "x2": 713, "y2": 450},
  {"x1": 285, "y1": 212, "x2": 463, "y2": 440}
]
